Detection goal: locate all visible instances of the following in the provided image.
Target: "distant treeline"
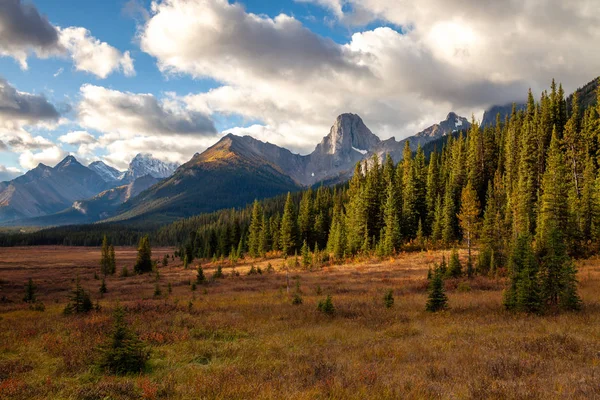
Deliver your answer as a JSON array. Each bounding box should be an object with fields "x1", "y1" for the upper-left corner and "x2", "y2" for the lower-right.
[{"x1": 2, "y1": 79, "x2": 599, "y2": 274}]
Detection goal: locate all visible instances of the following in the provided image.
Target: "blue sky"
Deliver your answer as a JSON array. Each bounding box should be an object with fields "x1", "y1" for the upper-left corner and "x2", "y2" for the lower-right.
[{"x1": 0, "y1": 0, "x2": 598, "y2": 179}]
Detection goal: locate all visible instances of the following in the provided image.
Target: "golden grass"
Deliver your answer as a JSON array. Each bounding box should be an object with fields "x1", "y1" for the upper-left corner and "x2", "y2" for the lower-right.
[{"x1": 1, "y1": 247, "x2": 600, "y2": 399}]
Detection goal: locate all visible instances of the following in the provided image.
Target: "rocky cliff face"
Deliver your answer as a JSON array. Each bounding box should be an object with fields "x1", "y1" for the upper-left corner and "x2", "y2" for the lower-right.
[{"x1": 121, "y1": 154, "x2": 179, "y2": 182}]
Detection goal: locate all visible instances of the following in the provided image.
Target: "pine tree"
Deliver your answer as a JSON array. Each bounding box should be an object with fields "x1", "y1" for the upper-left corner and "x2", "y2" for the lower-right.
[
  {"x1": 298, "y1": 188, "x2": 314, "y2": 245},
  {"x1": 579, "y1": 155, "x2": 597, "y2": 243},
  {"x1": 447, "y1": 248, "x2": 462, "y2": 278},
  {"x1": 63, "y1": 276, "x2": 93, "y2": 315},
  {"x1": 536, "y1": 128, "x2": 570, "y2": 244},
  {"x1": 503, "y1": 234, "x2": 540, "y2": 313},
  {"x1": 441, "y1": 181, "x2": 456, "y2": 244},
  {"x1": 100, "y1": 235, "x2": 110, "y2": 275},
  {"x1": 431, "y1": 194, "x2": 443, "y2": 242},
  {"x1": 426, "y1": 151, "x2": 440, "y2": 234},
  {"x1": 382, "y1": 176, "x2": 401, "y2": 255},
  {"x1": 346, "y1": 163, "x2": 368, "y2": 255},
  {"x1": 458, "y1": 181, "x2": 481, "y2": 263},
  {"x1": 327, "y1": 198, "x2": 346, "y2": 261},
  {"x1": 196, "y1": 265, "x2": 206, "y2": 284},
  {"x1": 426, "y1": 267, "x2": 448, "y2": 312},
  {"x1": 384, "y1": 289, "x2": 394, "y2": 308},
  {"x1": 98, "y1": 305, "x2": 150, "y2": 375},
  {"x1": 301, "y1": 240, "x2": 311, "y2": 268},
  {"x1": 134, "y1": 236, "x2": 152, "y2": 274},
  {"x1": 248, "y1": 200, "x2": 262, "y2": 257},
  {"x1": 537, "y1": 225, "x2": 581, "y2": 311},
  {"x1": 402, "y1": 142, "x2": 419, "y2": 238},
  {"x1": 23, "y1": 278, "x2": 36, "y2": 303},
  {"x1": 100, "y1": 278, "x2": 107, "y2": 295},
  {"x1": 280, "y1": 193, "x2": 297, "y2": 256},
  {"x1": 109, "y1": 245, "x2": 116, "y2": 275},
  {"x1": 258, "y1": 212, "x2": 270, "y2": 258}
]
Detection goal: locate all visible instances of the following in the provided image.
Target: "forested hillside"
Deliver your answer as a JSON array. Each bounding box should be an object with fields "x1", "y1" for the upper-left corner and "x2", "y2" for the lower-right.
[
  {"x1": 167, "y1": 79, "x2": 600, "y2": 268},
  {"x1": 2, "y1": 79, "x2": 599, "y2": 266}
]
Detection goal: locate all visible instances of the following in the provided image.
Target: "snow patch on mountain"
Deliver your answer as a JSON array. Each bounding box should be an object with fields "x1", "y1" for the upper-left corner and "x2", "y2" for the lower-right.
[
  {"x1": 88, "y1": 161, "x2": 122, "y2": 182},
  {"x1": 122, "y1": 154, "x2": 179, "y2": 182},
  {"x1": 352, "y1": 146, "x2": 368, "y2": 155}
]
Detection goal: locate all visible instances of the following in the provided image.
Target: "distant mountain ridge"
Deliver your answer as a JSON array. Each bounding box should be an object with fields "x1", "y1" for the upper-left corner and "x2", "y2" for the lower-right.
[
  {"x1": 0, "y1": 111, "x2": 471, "y2": 226},
  {"x1": 0, "y1": 153, "x2": 179, "y2": 225}
]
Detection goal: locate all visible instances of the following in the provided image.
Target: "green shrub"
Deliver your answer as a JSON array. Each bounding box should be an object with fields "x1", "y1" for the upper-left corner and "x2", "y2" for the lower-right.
[
  {"x1": 98, "y1": 305, "x2": 149, "y2": 375},
  {"x1": 317, "y1": 295, "x2": 335, "y2": 316},
  {"x1": 384, "y1": 290, "x2": 394, "y2": 308},
  {"x1": 64, "y1": 277, "x2": 93, "y2": 315}
]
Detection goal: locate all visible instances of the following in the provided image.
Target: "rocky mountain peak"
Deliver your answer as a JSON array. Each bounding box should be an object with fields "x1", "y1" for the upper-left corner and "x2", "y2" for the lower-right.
[
  {"x1": 122, "y1": 153, "x2": 179, "y2": 182},
  {"x1": 316, "y1": 113, "x2": 380, "y2": 157},
  {"x1": 54, "y1": 155, "x2": 80, "y2": 170},
  {"x1": 416, "y1": 112, "x2": 470, "y2": 138}
]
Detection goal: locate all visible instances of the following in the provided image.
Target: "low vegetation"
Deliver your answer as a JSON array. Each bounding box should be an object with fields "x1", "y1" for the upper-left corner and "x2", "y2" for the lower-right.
[{"x1": 2, "y1": 246, "x2": 599, "y2": 399}]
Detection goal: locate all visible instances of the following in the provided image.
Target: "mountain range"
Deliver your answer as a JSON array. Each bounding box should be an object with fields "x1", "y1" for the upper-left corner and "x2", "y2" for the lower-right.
[
  {"x1": 0, "y1": 111, "x2": 470, "y2": 227},
  {"x1": 0, "y1": 154, "x2": 178, "y2": 225}
]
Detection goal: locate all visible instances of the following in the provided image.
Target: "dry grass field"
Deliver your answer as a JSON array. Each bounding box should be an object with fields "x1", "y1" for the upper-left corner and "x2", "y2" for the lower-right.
[{"x1": 1, "y1": 246, "x2": 600, "y2": 399}]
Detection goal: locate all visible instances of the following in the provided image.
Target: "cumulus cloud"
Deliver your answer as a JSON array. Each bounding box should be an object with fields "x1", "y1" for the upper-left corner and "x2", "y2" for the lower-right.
[
  {"x1": 18, "y1": 145, "x2": 67, "y2": 170},
  {"x1": 78, "y1": 84, "x2": 216, "y2": 137},
  {"x1": 59, "y1": 27, "x2": 135, "y2": 78},
  {"x1": 58, "y1": 130, "x2": 96, "y2": 145},
  {"x1": 0, "y1": 164, "x2": 21, "y2": 181},
  {"x1": 75, "y1": 84, "x2": 218, "y2": 168},
  {"x1": 0, "y1": 0, "x2": 64, "y2": 68},
  {"x1": 0, "y1": 0, "x2": 134, "y2": 78},
  {"x1": 138, "y1": 0, "x2": 600, "y2": 154},
  {"x1": 0, "y1": 77, "x2": 60, "y2": 125}
]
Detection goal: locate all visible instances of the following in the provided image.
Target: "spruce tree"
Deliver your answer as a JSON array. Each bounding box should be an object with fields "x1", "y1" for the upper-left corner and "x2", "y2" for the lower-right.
[
  {"x1": 258, "y1": 213, "x2": 269, "y2": 258},
  {"x1": 426, "y1": 267, "x2": 448, "y2": 312},
  {"x1": 196, "y1": 265, "x2": 206, "y2": 284},
  {"x1": 536, "y1": 128, "x2": 570, "y2": 244},
  {"x1": 402, "y1": 142, "x2": 419, "y2": 239},
  {"x1": 298, "y1": 188, "x2": 314, "y2": 245},
  {"x1": 109, "y1": 245, "x2": 116, "y2": 275},
  {"x1": 248, "y1": 200, "x2": 262, "y2": 257},
  {"x1": 23, "y1": 278, "x2": 36, "y2": 303},
  {"x1": 301, "y1": 240, "x2": 311, "y2": 268},
  {"x1": 280, "y1": 193, "x2": 297, "y2": 256},
  {"x1": 98, "y1": 305, "x2": 149, "y2": 375},
  {"x1": 447, "y1": 248, "x2": 462, "y2": 278},
  {"x1": 64, "y1": 276, "x2": 93, "y2": 315},
  {"x1": 100, "y1": 235, "x2": 110, "y2": 275},
  {"x1": 382, "y1": 176, "x2": 401, "y2": 255},
  {"x1": 504, "y1": 234, "x2": 540, "y2": 313},
  {"x1": 458, "y1": 180, "x2": 481, "y2": 263},
  {"x1": 327, "y1": 198, "x2": 346, "y2": 261},
  {"x1": 134, "y1": 236, "x2": 152, "y2": 274}
]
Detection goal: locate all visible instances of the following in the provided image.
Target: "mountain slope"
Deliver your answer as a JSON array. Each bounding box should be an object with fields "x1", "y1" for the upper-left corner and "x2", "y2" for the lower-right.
[
  {"x1": 88, "y1": 161, "x2": 122, "y2": 182},
  {"x1": 14, "y1": 175, "x2": 161, "y2": 227},
  {"x1": 0, "y1": 156, "x2": 108, "y2": 223},
  {"x1": 106, "y1": 135, "x2": 302, "y2": 223}
]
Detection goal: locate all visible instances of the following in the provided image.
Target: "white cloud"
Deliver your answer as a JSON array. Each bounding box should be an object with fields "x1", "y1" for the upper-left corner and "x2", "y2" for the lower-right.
[
  {"x1": 138, "y1": 0, "x2": 600, "y2": 155},
  {"x1": 53, "y1": 67, "x2": 64, "y2": 77},
  {"x1": 0, "y1": 0, "x2": 64, "y2": 69},
  {"x1": 59, "y1": 27, "x2": 135, "y2": 79},
  {"x1": 19, "y1": 145, "x2": 67, "y2": 170},
  {"x1": 75, "y1": 84, "x2": 218, "y2": 168},
  {"x1": 58, "y1": 130, "x2": 96, "y2": 145},
  {"x1": 0, "y1": 164, "x2": 21, "y2": 181}
]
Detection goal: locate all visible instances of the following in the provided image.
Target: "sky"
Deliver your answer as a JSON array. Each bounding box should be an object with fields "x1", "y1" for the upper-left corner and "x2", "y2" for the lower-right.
[{"x1": 1, "y1": 0, "x2": 599, "y2": 180}]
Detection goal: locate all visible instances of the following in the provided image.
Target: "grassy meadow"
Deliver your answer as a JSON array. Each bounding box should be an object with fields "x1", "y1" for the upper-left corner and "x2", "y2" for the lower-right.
[{"x1": 1, "y1": 246, "x2": 600, "y2": 399}]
